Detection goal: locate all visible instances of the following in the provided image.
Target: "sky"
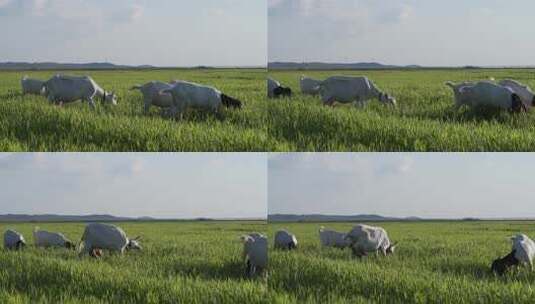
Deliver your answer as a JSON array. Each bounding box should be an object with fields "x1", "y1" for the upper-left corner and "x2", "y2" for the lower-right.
[
  {"x1": 0, "y1": 0, "x2": 266, "y2": 67},
  {"x1": 268, "y1": 0, "x2": 535, "y2": 67},
  {"x1": 0, "y1": 153, "x2": 267, "y2": 219},
  {"x1": 269, "y1": 153, "x2": 535, "y2": 219}
]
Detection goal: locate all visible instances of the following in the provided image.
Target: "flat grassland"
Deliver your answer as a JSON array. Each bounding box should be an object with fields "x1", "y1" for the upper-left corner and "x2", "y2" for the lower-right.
[
  {"x1": 0, "y1": 69, "x2": 273, "y2": 152},
  {"x1": 0, "y1": 221, "x2": 267, "y2": 303},
  {"x1": 268, "y1": 69, "x2": 535, "y2": 151},
  {"x1": 269, "y1": 221, "x2": 535, "y2": 303}
]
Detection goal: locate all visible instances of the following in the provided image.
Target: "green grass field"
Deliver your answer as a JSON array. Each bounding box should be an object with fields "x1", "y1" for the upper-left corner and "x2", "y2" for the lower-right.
[
  {"x1": 269, "y1": 221, "x2": 535, "y2": 303},
  {"x1": 0, "y1": 221, "x2": 267, "y2": 303},
  {"x1": 0, "y1": 69, "x2": 279, "y2": 152},
  {"x1": 268, "y1": 69, "x2": 535, "y2": 151}
]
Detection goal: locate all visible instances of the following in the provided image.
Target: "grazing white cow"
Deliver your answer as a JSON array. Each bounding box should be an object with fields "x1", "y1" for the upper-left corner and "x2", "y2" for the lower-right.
[
  {"x1": 318, "y1": 227, "x2": 350, "y2": 249},
  {"x1": 274, "y1": 230, "x2": 298, "y2": 250},
  {"x1": 161, "y1": 81, "x2": 242, "y2": 119},
  {"x1": 42, "y1": 75, "x2": 117, "y2": 108},
  {"x1": 492, "y1": 234, "x2": 535, "y2": 275},
  {"x1": 130, "y1": 81, "x2": 174, "y2": 114},
  {"x1": 319, "y1": 76, "x2": 396, "y2": 107},
  {"x1": 345, "y1": 224, "x2": 396, "y2": 258},
  {"x1": 21, "y1": 76, "x2": 46, "y2": 95},
  {"x1": 455, "y1": 81, "x2": 526, "y2": 112},
  {"x1": 499, "y1": 79, "x2": 535, "y2": 109},
  {"x1": 267, "y1": 77, "x2": 292, "y2": 98},
  {"x1": 78, "y1": 223, "x2": 141, "y2": 257},
  {"x1": 33, "y1": 227, "x2": 75, "y2": 249},
  {"x1": 300, "y1": 75, "x2": 322, "y2": 95},
  {"x1": 241, "y1": 233, "x2": 268, "y2": 276},
  {"x1": 4, "y1": 229, "x2": 26, "y2": 250}
]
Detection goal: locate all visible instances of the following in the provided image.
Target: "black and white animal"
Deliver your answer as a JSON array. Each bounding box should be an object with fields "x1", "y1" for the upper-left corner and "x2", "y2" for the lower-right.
[
  {"x1": 33, "y1": 227, "x2": 75, "y2": 249},
  {"x1": 319, "y1": 76, "x2": 396, "y2": 107},
  {"x1": 267, "y1": 77, "x2": 292, "y2": 98},
  {"x1": 161, "y1": 80, "x2": 242, "y2": 119},
  {"x1": 274, "y1": 230, "x2": 298, "y2": 250},
  {"x1": 318, "y1": 226, "x2": 350, "y2": 249},
  {"x1": 130, "y1": 81, "x2": 174, "y2": 114},
  {"x1": 445, "y1": 81, "x2": 526, "y2": 112},
  {"x1": 21, "y1": 76, "x2": 46, "y2": 95},
  {"x1": 42, "y1": 75, "x2": 117, "y2": 108},
  {"x1": 4, "y1": 229, "x2": 26, "y2": 250},
  {"x1": 299, "y1": 75, "x2": 322, "y2": 95},
  {"x1": 492, "y1": 234, "x2": 535, "y2": 275},
  {"x1": 241, "y1": 233, "x2": 268, "y2": 277},
  {"x1": 78, "y1": 223, "x2": 142, "y2": 257},
  {"x1": 345, "y1": 224, "x2": 397, "y2": 258}
]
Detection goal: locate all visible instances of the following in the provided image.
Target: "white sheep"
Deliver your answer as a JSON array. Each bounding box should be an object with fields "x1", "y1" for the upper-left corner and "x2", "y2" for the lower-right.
[
  {"x1": 78, "y1": 223, "x2": 142, "y2": 257},
  {"x1": 161, "y1": 80, "x2": 242, "y2": 119},
  {"x1": 4, "y1": 229, "x2": 26, "y2": 250},
  {"x1": 274, "y1": 229, "x2": 298, "y2": 250},
  {"x1": 319, "y1": 76, "x2": 396, "y2": 107},
  {"x1": 241, "y1": 233, "x2": 268, "y2": 277},
  {"x1": 300, "y1": 75, "x2": 322, "y2": 95},
  {"x1": 345, "y1": 224, "x2": 396, "y2": 257},
  {"x1": 130, "y1": 81, "x2": 174, "y2": 114},
  {"x1": 318, "y1": 226, "x2": 350, "y2": 249},
  {"x1": 33, "y1": 227, "x2": 75, "y2": 249}
]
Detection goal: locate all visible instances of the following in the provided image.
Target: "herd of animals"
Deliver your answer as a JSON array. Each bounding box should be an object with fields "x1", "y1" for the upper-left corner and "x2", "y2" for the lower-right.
[
  {"x1": 274, "y1": 224, "x2": 535, "y2": 277},
  {"x1": 4, "y1": 223, "x2": 534, "y2": 277},
  {"x1": 20, "y1": 75, "x2": 242, "y2": 118},
  {"x1": 268, "y1": 75, "x2": 535, "y2": 112}
]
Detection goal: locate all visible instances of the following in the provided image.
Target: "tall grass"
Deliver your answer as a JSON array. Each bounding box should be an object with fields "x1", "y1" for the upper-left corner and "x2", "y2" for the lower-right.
[
  {"x1": 268, "y1": 69, "x2": 535, "y2": 151},
  {"x1": 269, "y1": 221, "x2": 535, "y2": 303},
  {"x1": 0, "y1": 221, "x2": 267, "y2": 303}
]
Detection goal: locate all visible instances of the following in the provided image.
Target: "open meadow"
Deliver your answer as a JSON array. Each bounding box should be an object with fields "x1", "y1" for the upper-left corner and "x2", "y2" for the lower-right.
[
  {"x1": 269, "y1": 221, "x2": 535, "y2": 303},
  {"x1": 0, "y1": 69, "x2": 276, "y2": 152},
  {"x1": 268, "y1": 69, "x2": 535, "y2": 151},
  {"x1": 0, "y1": 221, "x2": 267, "y2": 303}
]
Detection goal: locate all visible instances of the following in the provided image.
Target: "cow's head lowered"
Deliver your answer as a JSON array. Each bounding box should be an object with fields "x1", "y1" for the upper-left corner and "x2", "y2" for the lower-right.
[
  {"x1": 126, "y1": 236, "x2": 142, "y2": 250},
  {"x1": 103, "y1": 91, "x2": 118, "y2": 105},
  {"x1": 379, "y1": 92, "x2": 396, "y2": 106}
]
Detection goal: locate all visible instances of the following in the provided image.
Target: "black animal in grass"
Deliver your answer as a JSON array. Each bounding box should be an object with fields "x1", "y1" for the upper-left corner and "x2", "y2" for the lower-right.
[{"x1": 268, "y1": 77, "x2": 292, "y2": 98}]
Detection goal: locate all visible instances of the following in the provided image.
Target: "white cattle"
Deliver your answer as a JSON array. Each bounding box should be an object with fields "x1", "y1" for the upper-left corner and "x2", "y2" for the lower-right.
[
  {"x1": 492, "y1": 234, "x2": 535, "y2": 275},
  {"x1": 499, "y1": 79, "x2": 535, "y2": 109},
  {"x1": 21, "y1": 76, "x2": 46, "y2": 95},
  {"x1": 267, "y1": 77, "x2": 292, "y2": 98},
  {"x1": 130, "y1": 81, "x2": 174, "y2": 114},
  {"x1": 78, "y1": 223, "x2": 141, "y2": 257},
  {"x1": 345, "y1": 224, "x2": 396, "y2": 257},
  {"x1": 318, "y1": 227, "x2": 350, "y2": 249},
  {"x1": 4, "y1": 229, "x2": 26, "y2": 250},
  {"x1": 300, "y1": 75, "x2": 322, "y2": 95},
  {"x1": 33, "y1": 227, "x2": 75, "y2": 249},
  {"x1": 161, "y1": 81, "x2": 242, "y2": 119},
  {"x1": 274, "y1": 230, "x2": 298, "y2": 250},
  {"x1": 42, "y1": 75, "x2": 117, "y2": 108},
  {"x1": 241, "y1": 233, "x2": 268, "y2": 276},
  {"x1": 458, "y1": 81, "x2": 525, "y2": 112},
  {"x1": 319, "y1": 76, "x2": 396, "y2": 106}
]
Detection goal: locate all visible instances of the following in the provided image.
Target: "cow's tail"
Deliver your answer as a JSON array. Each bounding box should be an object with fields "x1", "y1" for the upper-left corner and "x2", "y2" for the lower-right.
[
  {"x1": 77, "y1": 228, "x2": 88, "y2": 254},
  {"x1": 130, "y1": 84, "x2": 142, "y2": 91}
]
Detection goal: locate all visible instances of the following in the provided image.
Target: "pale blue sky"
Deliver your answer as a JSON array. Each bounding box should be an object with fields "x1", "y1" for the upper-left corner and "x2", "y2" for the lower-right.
[
  {"x1": 0, "y1": 153, "x2": 266, "y2": 219},
  {"x1": 269, "y1": 0, "x2": 535, "y2": 67},
  {"x1": 269, "y1": 153, "x2": 535, "y2": 219},
  {"x1": 0, "y1": 0, "x2": 266, "y2": 67}
]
